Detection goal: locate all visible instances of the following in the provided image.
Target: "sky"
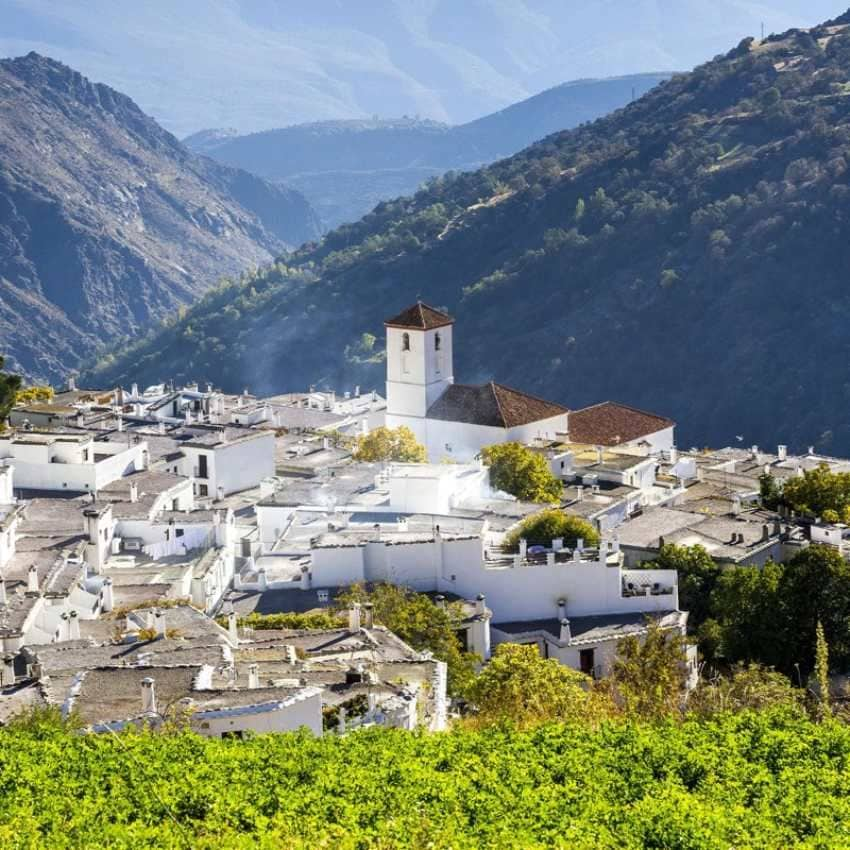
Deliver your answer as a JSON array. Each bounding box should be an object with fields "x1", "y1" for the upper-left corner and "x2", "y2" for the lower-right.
[{"x1": 1, "y1": 0, "x2": 846, "y2": 136}]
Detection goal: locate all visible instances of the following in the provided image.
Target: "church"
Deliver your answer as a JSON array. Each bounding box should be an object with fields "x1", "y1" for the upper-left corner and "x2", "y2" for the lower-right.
[{"x1": 383, "y1": 302, "x2": 569, "y2": 461}]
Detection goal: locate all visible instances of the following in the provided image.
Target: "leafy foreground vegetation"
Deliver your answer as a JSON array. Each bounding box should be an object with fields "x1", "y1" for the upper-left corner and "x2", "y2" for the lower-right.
[
  {"x1": 86, "y1": 11, "x2": 850, "y2": 453},
  {"x1": 2, "y1": 709, "x2": 850, "y2": 849}
]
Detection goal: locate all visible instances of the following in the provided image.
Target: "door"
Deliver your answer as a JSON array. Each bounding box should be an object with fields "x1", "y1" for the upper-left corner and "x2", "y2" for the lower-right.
[
  {"x1": 579, "y1": 648, "x2": 595, "y2": 677},
  {"x1": 198, "y1": 454, "x2": 208, "y2": 479}
]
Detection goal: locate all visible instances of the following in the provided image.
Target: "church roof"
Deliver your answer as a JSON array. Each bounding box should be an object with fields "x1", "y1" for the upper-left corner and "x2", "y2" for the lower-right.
[
  {"x1": 427, "y1": 382, "x2": 568, "y2": 429},
  {"x1": 385, "y1": 302, "x2": 454, "y2": 330},
  {"x1": 567, "y1": 401, "x2": 674, "y2": 446}
]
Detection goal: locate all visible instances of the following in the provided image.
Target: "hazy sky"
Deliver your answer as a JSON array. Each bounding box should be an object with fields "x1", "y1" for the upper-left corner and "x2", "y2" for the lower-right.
[{"x1": 1, "y1": 0, "x2": 846, "y2": 135}]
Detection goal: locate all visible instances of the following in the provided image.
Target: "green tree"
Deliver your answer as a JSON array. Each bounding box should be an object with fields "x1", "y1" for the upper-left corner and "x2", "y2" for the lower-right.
[
  {"x1": 0, "y1": 357, "x2": 22, "y2": 426},
  {"x1": 759, "y1": 472, "x2": 782, "y2": 510},
  {"x1": 15, "y1": 385, "x2": 54, "y2": 404},
  {"x1": 689, "y1": 664, "x2": 804, "y2": 717},
  {"x1": 465, "y1": 643, "x2": 598, "y2": 727},
  {"x1": 782, "y1": 464, "x2": 850, "y2": 517},
  {"x1": 480, "y1": 442, "x2": 562, "y2": 503},
  {"x1": 611, "y1": 619, "x2": 687, "y2": 720},
  {"x1": 336, "y1": 583, "x2": 478, "y2": 696},
  {"x1": 503, "y1": 508, "x2": 599, "y2": 552},
  {"x1": 352, "y1": 425, "x2": 427, "y2": 463}
]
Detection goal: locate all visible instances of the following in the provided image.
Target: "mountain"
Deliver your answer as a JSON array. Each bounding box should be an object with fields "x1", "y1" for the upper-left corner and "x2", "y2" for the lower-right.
[
  {"x1": 0, "y1": 53, "x2": 321, "y2": 382},
  {"x1": 187, "y1": 74, "x2": 671, "y2": 228},
  {"x1": 85, "y1": 12, "x2": 850, "y2": 454},
  {"x1": 1, "y1": 1, "x2": 842, "y2": 137}
]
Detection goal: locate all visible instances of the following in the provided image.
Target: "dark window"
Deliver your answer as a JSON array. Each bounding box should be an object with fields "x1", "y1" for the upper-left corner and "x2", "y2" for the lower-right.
[
  {"x1": 198, "y1": 454, "x2": 208, "y2": 479},
  {"x1": 579, "y1": 648, "x2": 595, "y2": 677},
  {"x1": 199, "y1": 484, "x2": 208, "y2": 497},
  {"x1": 175, "y1": 529, "x2": 184, "y2": 538},
  {"x1": 402, "y1": 332, "x2": 410, "y2": 351},
  {"x1": 434, "y1": 332, "x2": 441, "y2": 351}
]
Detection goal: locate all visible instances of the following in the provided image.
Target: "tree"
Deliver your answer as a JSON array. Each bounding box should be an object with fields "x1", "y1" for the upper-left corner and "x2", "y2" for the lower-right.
[
  {"x1": 611, "y1": 619, "x2": 687, "y2": 720},
  {"x1": 689, "y1": 664, "x2": 804, "y2": 717},
  {"x1": 644, "y1": 544, "x2": 720, "y2": 630},
  {"x1": 480, "y1": 442, "x2": 562, "y2": 503},
  {"x1": 465, "y1": 643, "x2": 598, "y2": 727},
  {"x1": 336, "y1": 583, "x2": 478, "y2": 696},
  {"x1": 781, "y1": 464, "x2": 850, "y2": 517},
  {"x1": 759, "y1": 472, "x2": 782, "y2": 510},
  {"x1": 15, "y1": 385, "x2": 54, "y2": 405},
  {"x1": 352, "y1": 425, "x2": 426, "y2": 463},
  {"x1": 0, "y1": 357, "x2": 22, "y2": 426},
  {"x1": 503, "y1": 508, "x2": 599, "y2": 552}
]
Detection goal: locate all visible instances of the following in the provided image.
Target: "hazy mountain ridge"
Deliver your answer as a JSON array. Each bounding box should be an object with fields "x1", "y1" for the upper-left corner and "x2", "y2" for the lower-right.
[
  {"x1": 0, "y1": 52, "x2": 320, "y2": 381},
  {"x1": 188, "y1": 74, "x2": 671, "y2": 227},
  {"x1": 2, "y1": 0, "x2": 841, "y2": 136},
  {"x1": 85, "y1": 12, "x2": 850, "y2": 453}
]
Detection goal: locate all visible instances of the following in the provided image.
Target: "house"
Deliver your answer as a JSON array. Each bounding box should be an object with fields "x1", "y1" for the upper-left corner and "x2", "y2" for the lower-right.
[
  {"x1": 383, "y1": 302, "x2": 569, "y2": 461},
  {"x1": 567, "y1": 401, "x2": 675, "y2": 454}
]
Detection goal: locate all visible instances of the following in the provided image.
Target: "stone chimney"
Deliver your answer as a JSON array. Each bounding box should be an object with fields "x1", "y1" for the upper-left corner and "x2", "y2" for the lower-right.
[
  {"x1": 154, "y1": 609, "x2": 166, "y2": 638},
  {"x1": 518, "y1": 538, "x2": 528, "y2": 560},
  {"x1": 299, "y1": 565, "x2": 311, "y2": 591},
  {"x1": 434, "y1": 595, "x2": 446, "y2": 610},
  {"x1": 557, "y1": 598, "x2": 566, "y2": 620},
  {"x1": 257, "y1": 566, "x2": 267, "y2": 592},
  {"x1": 778, "y1": 445, "x2": 787, "y2": 462},
  {"x1": 1, "y1": 655, "x2": 15, "y2": 687},
  {"x1": 68, "y1": 376, "x2": 77, "y2": 392},
  {"x1": 247, "y1": 663, "x2": 260, "y2": 690},
  {"x1": 69, "y1": 610, "x2": 80, "y2": 640},
  {"x1": 285, "y1": 644, "x2": 297, "y2": 665},
  {"x1": 475, "y1": 594, "x2": 486, "y2": 616},
  {"x1": 129, "y1": 481, "x2": 138, "y2": 504},
  {"x1": 0, "y1": 576, "x2": 7, "y2": 606},
  {"x1": 348, "y1": 602, "x2": 361, "y2": 631},
  {"x1": 141, "y1": 677, "x2": 156, "y2": 714},
  {"x1": 26, "y1": 564, "x2": 39, "y2": 595},
  {"x1": 101, "y1": 578, "x2": 113, "y2": 613},
  {"x1": 669, "y1": 445, "x2": 679, "y2": 464},
  {"x1": 363, "y1": 602, "x2": 374, "y2": 629},
  {"x1": 227, "y1": 610, "x2": 238, "y2": 644},
  {"x1": 560, "y1": 618, "x2": 572, "y2": 643},
  {"x1": 595, "y1": 446, "x2": 603, "y2": 464},
  {"x1": 131, "y1": 383, "x2": 139, "y2": 398},
  {"x1": 575, "y1": 485, "x2": 584, "y2": 502}
]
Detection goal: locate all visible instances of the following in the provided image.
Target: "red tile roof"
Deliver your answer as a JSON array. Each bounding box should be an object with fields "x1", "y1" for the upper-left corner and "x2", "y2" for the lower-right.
[
  {"x1": 568, "y1": 401, "x2": 674, "y2": 446},
  {"x1": 427, "y1": 382, "x2": 568, "y2": 429},
  {"x1": 385, "y1": 302, "x2": 454, "y2": 330}
]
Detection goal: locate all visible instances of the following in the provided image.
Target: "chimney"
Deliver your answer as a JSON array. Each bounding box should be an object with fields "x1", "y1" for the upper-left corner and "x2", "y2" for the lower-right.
[
  {"x1": 0, "y1": 576, "x2": 6, "y2": 606},
  {"x1": 669, "y1": 445, "x2": 679, "y2": 464},
  {"x1": 141, "y1": 677, "x2": 156, "y2": 714},
  {"x1": 257, "y1": 567, "x2": 268, "y2": 592},
  {"x1": 116, "y1": 416, "x2": 124, "y2": 433},
  {"x1": 354, "y1": 385, "x2": 361, "y2": 397},
  {"x1": 434, "y1": 595, "x2": 446, "y2": 610},
  {"x1": 131, "y1": 383, "x2": 139, "y2": 398},
  {"x1": 778, "y1": 445, "x2": 787, "y2": 462},
  {"x1": 322, "y1": 436, "x2": 330, "y2": 451},
  {"x1": 475, "y1": 594, "x2": 486, "y2": 616},
  {"x1": 560, "y1": 618, "x2": 571, "y2": 643},
  {"x1": 762, "y1": 524, "x2": 770, "y2": 541},
  {"x1": 348, "y1": 603, "x2": 361, "y2": 631},
  {"x1": 1, "y1": 655, "x2": 15, "y2": 687},
  {"x1": 576, "y1": 537, "x2": 584, "y2": 552},
  {"x1": 575, "y1": 485, "x2": 583, "y2": 502},
  {"x1": 146, "y1": 610, "x2": 156, "y2": 630},
  {"x1": 518, "y1": 538, "x2": 528, "y2": 560},
  {"x1": 363, "y1": 602, "x2": 374, "y2": 628},
  {"x1": 595, "y1": 446, "x2": 603, "y2": 464},
  {"x1": 227, "y1": 610, "x2": 239, "y2": 644},
  {"x1": 557, "y1": 598, "x2": 566, "y2": 620},
  {"x1": 154, "y1": 609, "x2": 166, "y2": 638},
  {"x1": 26, "y1": 564, "x2": 38, "y2": 594},
  {"x1": 69, "y1": 610, "x2": 80, "y2": 641},
  {"x1": 808, "y1": 445, "x2": 815, "y2": 456},
  {"x1": 247, "y1": 663, "x2": 260, "y2": 689},
  {"x1": 101, "y1": 578, "x2": 113, "y2": 613},
  {"x1": 68, "y1": 376, "x2": 77, "y2": 392},
  {"x1": 285, "y1": 645, "x2": 297, "y2": 665},
  {"x1": 129, "y1": 482, "x2": 139, "y2": 503},
  {"x1": 731, "y1": 495, "x2": 741, "y2": 515},
  {"x1": 299, "y1": 565, "x2": 311, "y2": 591}
]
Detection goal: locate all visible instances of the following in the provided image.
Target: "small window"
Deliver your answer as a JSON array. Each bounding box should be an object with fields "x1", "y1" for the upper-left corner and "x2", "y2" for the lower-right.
[
  {"x1": 317, "y1": 589, "x2": 329, "y2": 603},
  {"x1": 402, "y1": 332, "x2": 410, "y2": 351},
  {"x1": 176, "y1": 528, "x2": 185, "y2": 538},
  {"x1": 434, "y1": 332, "x2": 441, "y2": 351},
  {"x1": 199, "y1": 484, "x2": 208, "y2": 497}
]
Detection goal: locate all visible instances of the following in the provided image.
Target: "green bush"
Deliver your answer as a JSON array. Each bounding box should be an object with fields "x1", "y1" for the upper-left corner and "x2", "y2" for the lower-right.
[{"x1": 503, "y1": 508, "x2": 599, "y2": 551}]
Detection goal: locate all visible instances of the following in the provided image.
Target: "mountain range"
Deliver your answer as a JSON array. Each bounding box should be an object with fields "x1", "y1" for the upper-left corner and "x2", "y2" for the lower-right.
[
  {"x1": 84, "y1": 11, "x2": 850, "y2": 455},
  {"x1": 187, "y1": 74, "x2": 671, "y2": 227},
  {"x1": 0, "y1": 52, "x2": 321, "y2": 381},
  {"x1": 1, "y1": 1, "x2": 842, "y2": 137}
]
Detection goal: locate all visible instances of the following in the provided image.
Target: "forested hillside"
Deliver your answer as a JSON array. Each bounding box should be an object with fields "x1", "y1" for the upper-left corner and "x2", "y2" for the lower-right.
[
  {"x1": 187, "y1": 74, "x2": 670, "y2": 227},
  {"x1": 87, "y1": 13, "x2": 850, "y2": 453},
  {"x1": 0, "y1": 53, "x2": 320, "y2": 382},
  {"x1": 1, "y1": 711, "x2": 849, "y2": 848}
]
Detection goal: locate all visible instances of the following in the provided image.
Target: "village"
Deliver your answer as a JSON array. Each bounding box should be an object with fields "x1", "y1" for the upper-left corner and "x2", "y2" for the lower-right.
[{"x1": 0, "y1": 301, "x2": 838, "y2": 735}]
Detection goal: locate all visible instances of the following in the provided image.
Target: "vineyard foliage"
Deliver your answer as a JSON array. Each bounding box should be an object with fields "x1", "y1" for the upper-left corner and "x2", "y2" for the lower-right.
[{"x1": 1, "y1": 709, "x2": 850, "y2": 848}]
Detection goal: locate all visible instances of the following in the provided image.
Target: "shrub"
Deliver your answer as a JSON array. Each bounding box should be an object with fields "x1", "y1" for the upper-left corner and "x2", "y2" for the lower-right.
[{"x1": 503, "y1": 508, "x2": 599, "y2": 551}]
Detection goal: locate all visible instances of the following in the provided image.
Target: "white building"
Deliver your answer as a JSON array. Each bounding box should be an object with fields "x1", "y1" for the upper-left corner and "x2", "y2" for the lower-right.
[{"x1": 383, "y1": 302, "x2": 569, "y2": 461}]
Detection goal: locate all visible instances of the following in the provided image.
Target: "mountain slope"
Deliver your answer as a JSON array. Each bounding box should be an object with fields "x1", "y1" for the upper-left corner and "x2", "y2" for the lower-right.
[
  {"x1": 187, "y1": 74, "x2": 670, "y2": 227},
  {"x1": 1, "y1": 1, "x2": 841, "y2": 136},
  {"x1": 86, "y1": 13, "x2": 850, "y2": 454},
  {"x1": 0, "y1": 53, "x2": 320, "y2": 381}
]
